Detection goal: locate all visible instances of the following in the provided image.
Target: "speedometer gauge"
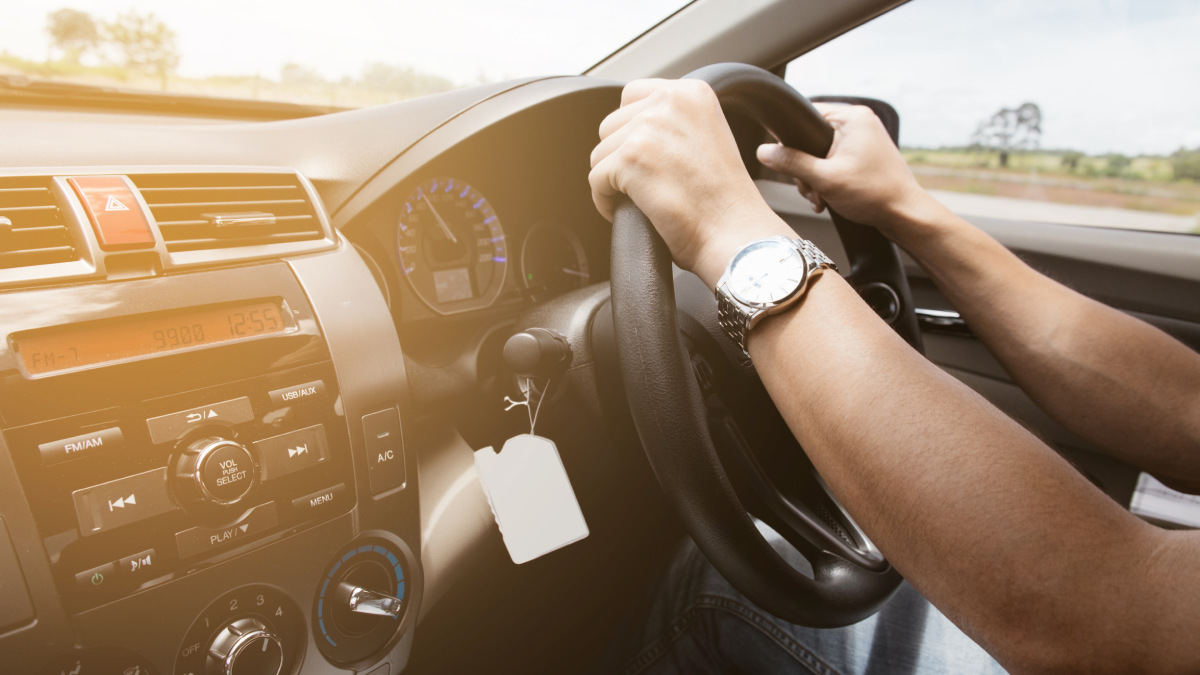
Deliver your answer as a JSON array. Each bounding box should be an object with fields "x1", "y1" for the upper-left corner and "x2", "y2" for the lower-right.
[{"x1": 395, "y1": 177, "x2": 508, "y2": 314}]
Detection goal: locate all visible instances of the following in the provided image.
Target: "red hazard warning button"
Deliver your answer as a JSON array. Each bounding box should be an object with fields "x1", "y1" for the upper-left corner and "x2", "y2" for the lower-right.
[{"x1": 67, "y1": 175, "x2": 157, "y2": 251}]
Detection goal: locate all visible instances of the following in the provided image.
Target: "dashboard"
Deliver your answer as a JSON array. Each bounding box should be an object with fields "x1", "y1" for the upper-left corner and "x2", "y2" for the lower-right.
[
  {"x1": 4, "y1": 64, "x2": 1186, "y2": 675},
  {"x1": 0, "y1": 77, "x2": 628, "y2": 674}
]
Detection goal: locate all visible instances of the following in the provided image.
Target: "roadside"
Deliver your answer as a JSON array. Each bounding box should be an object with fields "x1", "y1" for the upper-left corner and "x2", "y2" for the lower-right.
[
  {"x1": 925, "y1": 189, "x2": 1199, "y2": 233},
  {"x1": 903, "y1": 152, "x2": 1200, "y2": 235}
]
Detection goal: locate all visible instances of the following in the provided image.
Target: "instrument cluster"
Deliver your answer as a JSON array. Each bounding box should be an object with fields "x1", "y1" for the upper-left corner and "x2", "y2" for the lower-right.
[{"x1": 387, "y1": 174, "x2": 600, "y2": 318}]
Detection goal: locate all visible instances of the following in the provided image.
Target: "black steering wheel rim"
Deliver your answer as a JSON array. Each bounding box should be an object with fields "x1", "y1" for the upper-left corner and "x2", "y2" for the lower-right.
[{"x1": 609, "y1": 63, "x2": 916, "y2": 627}]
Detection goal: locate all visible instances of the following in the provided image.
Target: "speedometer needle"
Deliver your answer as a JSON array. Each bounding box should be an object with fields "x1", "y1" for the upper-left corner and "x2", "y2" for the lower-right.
[
  {"x1": 561, "y1": 267, "x2": 589, "y2": 278},
  {"x1": 420, "y1": 192, "x2": 459, "y2": 244}
]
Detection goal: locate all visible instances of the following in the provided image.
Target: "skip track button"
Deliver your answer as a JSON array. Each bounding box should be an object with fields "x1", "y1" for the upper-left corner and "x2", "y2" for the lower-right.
[
  {"x1": 72, "y1": 467, "x2": 176, "y2": 537},
  {"x1": 255, "y1": 424, "x2": 329, "y2": 481}
]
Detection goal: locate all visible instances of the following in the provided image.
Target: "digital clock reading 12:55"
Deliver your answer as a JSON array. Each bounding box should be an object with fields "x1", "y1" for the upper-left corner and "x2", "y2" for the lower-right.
[{"x1": 12, "y1": 299, "x2": 294, "y2": 376}]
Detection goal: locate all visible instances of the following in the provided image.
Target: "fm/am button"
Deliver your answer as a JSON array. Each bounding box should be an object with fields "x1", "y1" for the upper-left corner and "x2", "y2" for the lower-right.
[
  {"x1": 363, "y1": 408, "x2": 405, "y2": 494},
  {"x1": 39, "y1": 427, "x2": 123, "y2": 466}
]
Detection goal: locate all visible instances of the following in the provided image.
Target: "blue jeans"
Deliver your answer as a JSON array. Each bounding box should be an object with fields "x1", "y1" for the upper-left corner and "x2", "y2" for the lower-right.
[{"x1": 597, "y1": 536, "x2": 1007, "y2": 675}]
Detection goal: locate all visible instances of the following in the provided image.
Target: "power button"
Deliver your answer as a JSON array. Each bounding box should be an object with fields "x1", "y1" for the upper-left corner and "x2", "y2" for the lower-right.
[{"x1": 74, "y1": 561, "x2": 116, "y2": 593}]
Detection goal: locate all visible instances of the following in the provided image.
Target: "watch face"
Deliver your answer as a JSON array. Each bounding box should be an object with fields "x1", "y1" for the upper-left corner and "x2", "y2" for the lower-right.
[{"x1": 727, "y1": 239, "x2": 807, "y2": 306}]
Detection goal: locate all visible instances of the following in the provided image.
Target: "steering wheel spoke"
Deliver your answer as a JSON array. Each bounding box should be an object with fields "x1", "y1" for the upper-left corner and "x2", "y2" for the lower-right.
[
  {"x1": 709, "y1": 407, "x2": 888, "y2": 572},
  {"x1": 685, "y1": 329, "x2": 887, "y2": 574}
]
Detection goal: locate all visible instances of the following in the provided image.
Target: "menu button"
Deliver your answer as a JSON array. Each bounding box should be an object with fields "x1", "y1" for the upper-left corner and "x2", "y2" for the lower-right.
[{"x1": 291, "y1": 483, "x2": 347, "y2": 515}]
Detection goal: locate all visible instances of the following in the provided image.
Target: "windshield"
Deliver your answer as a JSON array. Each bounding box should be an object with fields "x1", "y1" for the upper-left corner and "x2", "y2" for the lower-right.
[{"x1": 1, "y1": 1, "x2": 689, "y2": 110}]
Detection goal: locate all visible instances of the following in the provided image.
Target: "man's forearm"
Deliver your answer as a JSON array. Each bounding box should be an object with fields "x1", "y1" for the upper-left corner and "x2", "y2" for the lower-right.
[
  {"x1": 889, "y1": 202, "x2": 1200, "y2": 486},
  {"x1": 746, "y1": 271, "x2": 1198, "y2": 673}
]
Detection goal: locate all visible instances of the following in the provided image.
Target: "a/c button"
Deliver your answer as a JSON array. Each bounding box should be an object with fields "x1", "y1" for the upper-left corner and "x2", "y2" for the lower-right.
[{"x1": 363, "y1": 407, "x2": 405, "y2": 494}]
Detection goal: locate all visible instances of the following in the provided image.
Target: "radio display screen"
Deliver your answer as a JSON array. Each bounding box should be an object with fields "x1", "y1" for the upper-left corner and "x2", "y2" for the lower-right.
[{"x1": 13, "y1": 299, "x2": 294, "y2": 376}]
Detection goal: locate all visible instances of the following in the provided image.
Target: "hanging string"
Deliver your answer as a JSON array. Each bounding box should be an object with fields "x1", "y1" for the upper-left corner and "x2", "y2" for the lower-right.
[
  {"x1": 502, "y1": 376, "x2": 552, "y2": 435},
  {"x1": 528, "y1": 377, "x2": 551, "y2": 435}
]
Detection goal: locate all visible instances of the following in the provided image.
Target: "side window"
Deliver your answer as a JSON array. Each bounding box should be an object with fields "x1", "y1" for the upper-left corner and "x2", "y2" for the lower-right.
[{"x1": 784, "y1": 0, "x2": 1200, "y2": 237}]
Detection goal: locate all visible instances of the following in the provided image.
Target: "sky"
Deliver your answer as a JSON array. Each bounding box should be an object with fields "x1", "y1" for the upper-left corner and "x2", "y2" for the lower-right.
[
  {"x1": 1, "y1": 0, "x2": 688, "y2": 82},
  {"x1": 3, "y1": 0, "x2": 1198, "y2": 156},
  {"x1": 787, "y1": 0, "x2": 1200, "y2": 155}
]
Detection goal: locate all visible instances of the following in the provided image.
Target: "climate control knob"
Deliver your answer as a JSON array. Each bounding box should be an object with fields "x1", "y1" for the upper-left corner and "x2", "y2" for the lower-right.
[
  {"x1": 207, "y1": 617, "x2": 284, "y2": 675},
  {"x1": 173, "y1": 436, "x2": 256, "y2": 508}
]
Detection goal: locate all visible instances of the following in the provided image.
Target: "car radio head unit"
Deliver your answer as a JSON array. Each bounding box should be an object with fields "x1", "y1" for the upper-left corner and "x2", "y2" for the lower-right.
[{"x1": 0, "y1": 263, "x2": 358, "y2": 613}]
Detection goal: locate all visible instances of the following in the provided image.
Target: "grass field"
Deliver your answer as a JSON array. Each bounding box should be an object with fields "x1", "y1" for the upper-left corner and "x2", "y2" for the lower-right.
[{"x1": 902, "y1": 149, "x2": 1200, "y2": 221}]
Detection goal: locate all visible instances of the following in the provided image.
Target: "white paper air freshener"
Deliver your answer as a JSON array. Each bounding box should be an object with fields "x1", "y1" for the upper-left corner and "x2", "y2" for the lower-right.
[{"x1": 474, "y1": 434, "x2": 589, "y2": 564}]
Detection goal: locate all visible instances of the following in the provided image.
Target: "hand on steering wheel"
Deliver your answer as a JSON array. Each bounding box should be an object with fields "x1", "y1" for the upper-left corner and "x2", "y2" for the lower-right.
[
  {"x1": 594, "y1": 64, "x2": 922, "y2": 627},
  {"x1": 589, "y1": 78, "x2": 791, "y2": 289}
]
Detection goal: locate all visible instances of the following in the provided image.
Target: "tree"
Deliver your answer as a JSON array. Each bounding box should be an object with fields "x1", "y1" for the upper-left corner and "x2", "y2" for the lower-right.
[
  {"x1": 1170, "y1": 147, "x2": 1200, "y2": 182},
  {"x1": 1061, "y1": 150, "x2": 1084, "y2": 172},
  {"x1": 103, "y1": 11, "x2": 180, "y2": 90},
  {"x1": 970, "y1": 102, "x2": 1042, "y2": 167},
  {"x1": 1102, "y1": 153, "x2": 1131, "y2": 178},
  {"x1": 46, "y1": 8, "x2": 99, "y2": 65}
]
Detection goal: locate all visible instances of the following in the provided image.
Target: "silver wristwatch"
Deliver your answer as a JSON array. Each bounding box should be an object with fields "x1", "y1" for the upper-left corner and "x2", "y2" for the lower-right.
[{"x1": 715, "y1": 235, "x2": 836, "y2": 357}]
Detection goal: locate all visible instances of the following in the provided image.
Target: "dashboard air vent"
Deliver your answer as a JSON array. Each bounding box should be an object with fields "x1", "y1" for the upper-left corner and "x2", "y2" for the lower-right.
[
  {"x1": 129, "y1": 172, "x2": 324, "y2": 252},
  {"x1": 0, "y1": 177, "x2": 77, "y2": 270}
]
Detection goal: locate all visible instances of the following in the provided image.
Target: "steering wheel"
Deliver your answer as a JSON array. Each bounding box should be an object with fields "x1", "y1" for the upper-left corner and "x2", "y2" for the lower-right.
[{"x1": 610, "y1": 63, "x2": 922, "y2": 627}]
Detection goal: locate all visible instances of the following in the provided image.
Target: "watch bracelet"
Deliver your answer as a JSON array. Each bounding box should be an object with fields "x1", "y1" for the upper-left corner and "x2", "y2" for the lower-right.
[{"x1": 716, "y1": 237, "x2": 835, "y2": 357}]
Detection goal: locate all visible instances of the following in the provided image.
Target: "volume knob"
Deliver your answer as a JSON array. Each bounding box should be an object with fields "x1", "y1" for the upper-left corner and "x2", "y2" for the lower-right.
[
  {"x1": 173, "y1": 436, "x2": 256, "y2": 508},
  {"x1": 207, "y1": 617, "x2": 284, "y2": 675}
]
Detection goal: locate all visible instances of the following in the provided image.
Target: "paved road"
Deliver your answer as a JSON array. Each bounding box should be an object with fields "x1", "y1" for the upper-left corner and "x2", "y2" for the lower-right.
[{"x1": 928, "y1": 189, "x2": 1199, "y2": 234}]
